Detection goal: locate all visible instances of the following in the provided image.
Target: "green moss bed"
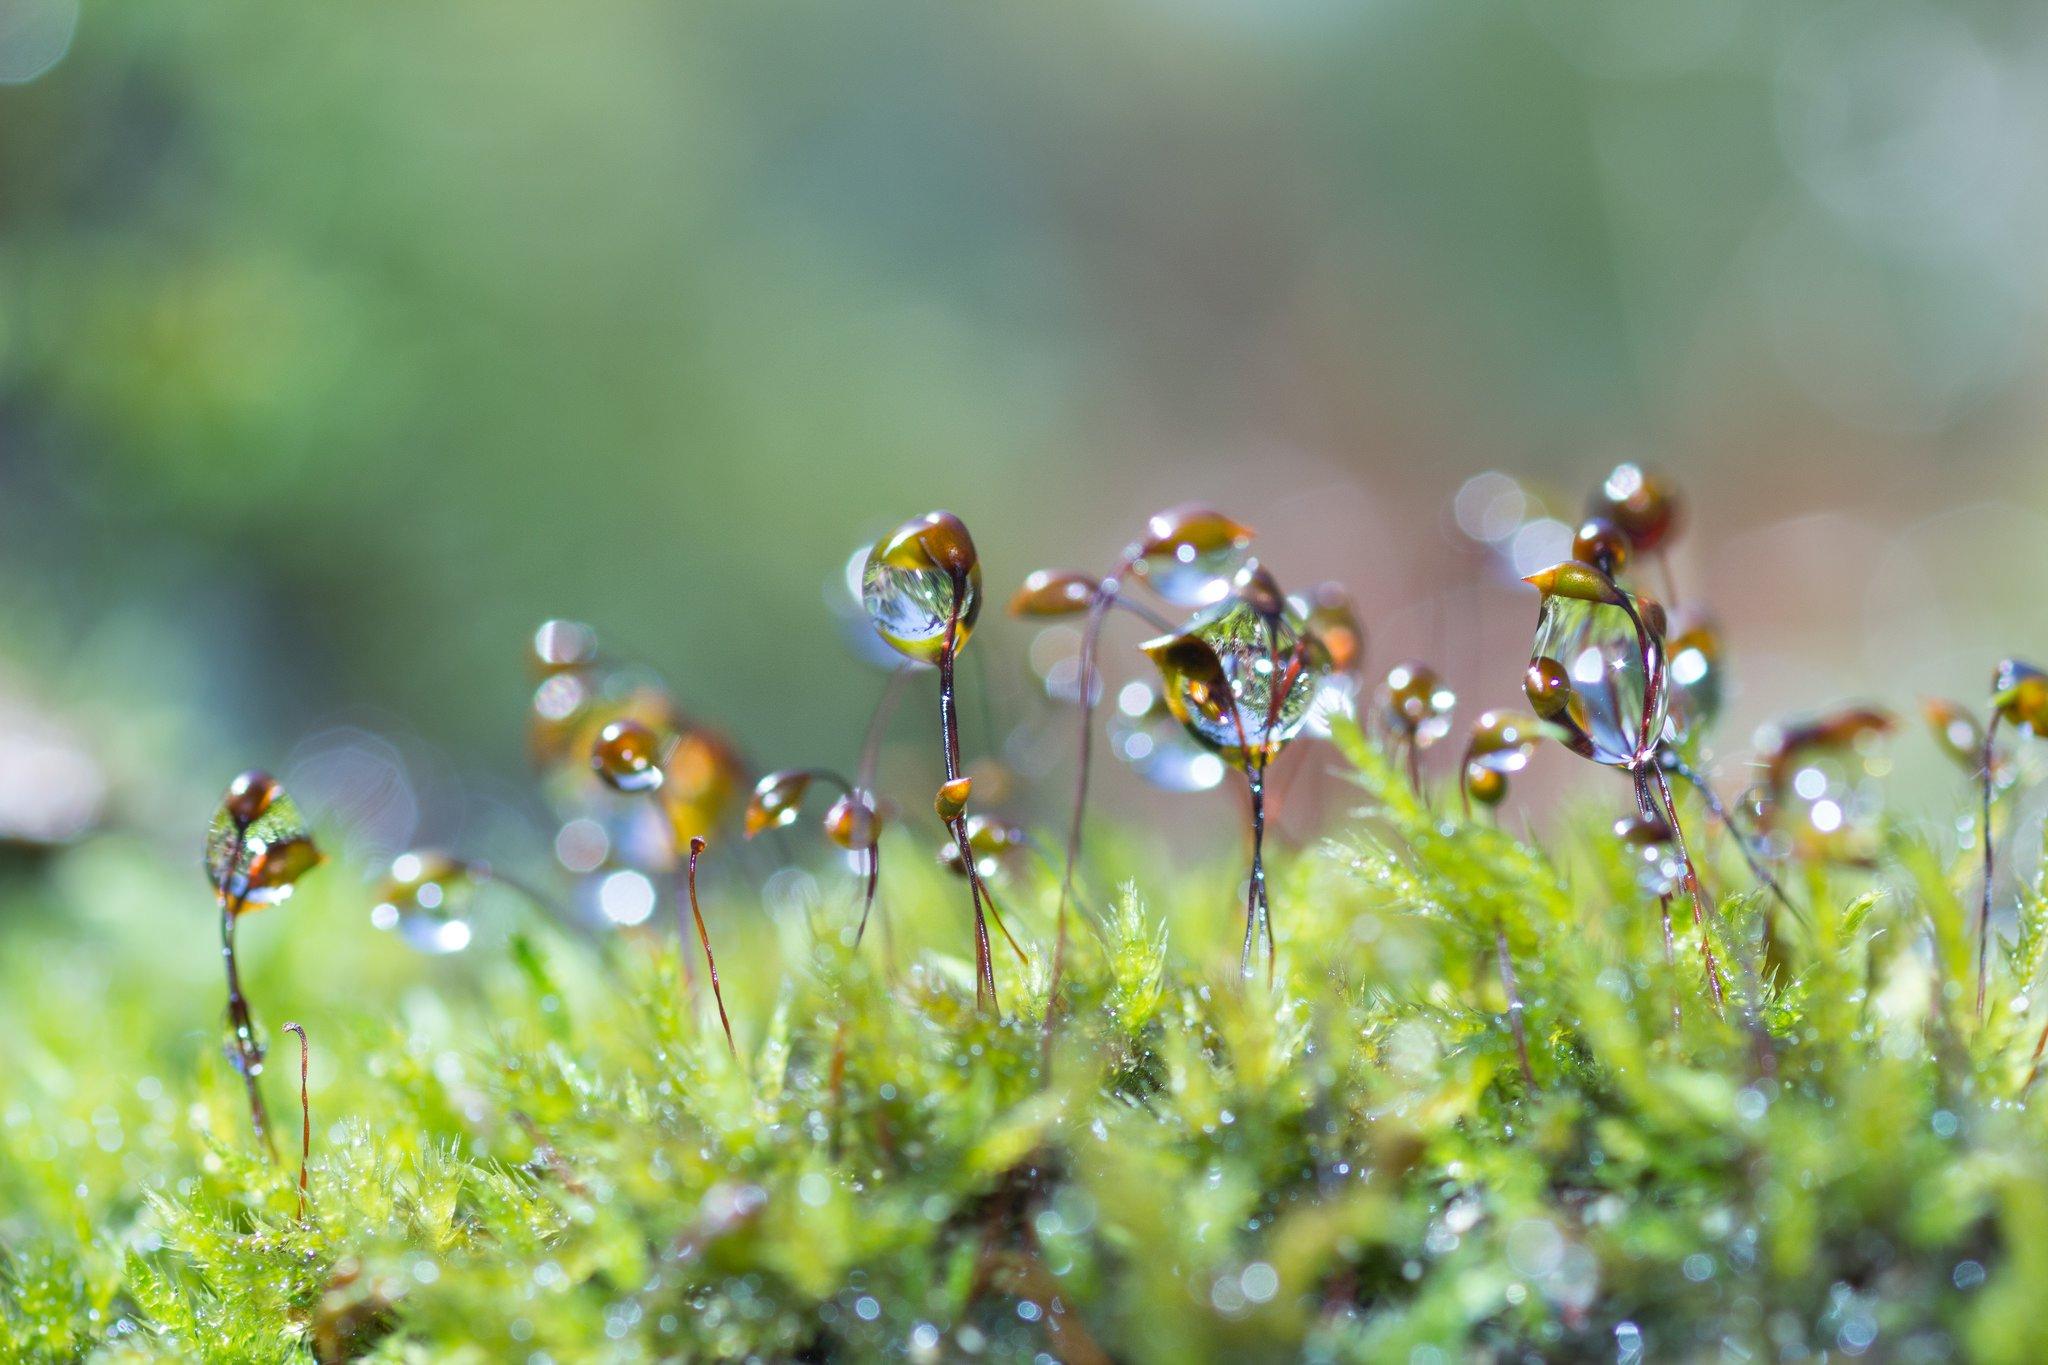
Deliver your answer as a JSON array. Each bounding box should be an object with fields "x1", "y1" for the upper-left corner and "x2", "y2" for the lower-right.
[{"x1": 2, "y1": 723, "x2": 2044, "y2": 1362}]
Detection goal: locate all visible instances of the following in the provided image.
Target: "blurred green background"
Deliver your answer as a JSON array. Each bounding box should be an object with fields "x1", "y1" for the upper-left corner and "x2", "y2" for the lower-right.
[{"x1": 2, "y1": 0, "x2": 2044, "y2": 860}]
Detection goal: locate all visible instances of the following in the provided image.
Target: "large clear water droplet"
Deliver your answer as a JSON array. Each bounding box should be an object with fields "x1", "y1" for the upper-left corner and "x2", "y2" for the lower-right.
[
  {"x1": 1145, "y1": 586, "x2": 1331, "y2": 767},
  {"x1": 1134, "y1": 537, "x2": 1252, "y2": 609},
  {"x1": 1531, "y1": 594, "x2": 1664, "y2": 767},
  {"x1": 861, "y1": 554, "x2": 980, "y2": 663}
]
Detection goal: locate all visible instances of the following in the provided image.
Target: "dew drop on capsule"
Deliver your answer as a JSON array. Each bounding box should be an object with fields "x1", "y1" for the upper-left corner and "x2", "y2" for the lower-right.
[
  {"x1": 592, "y1": 719, "x2": 667, "y2": 795},
  {"x1": 860, "y1": 512, "x2": 982, "y2": 665},
  {"x1": 1130, "y1": 507, "x2": 1254, "y2": 609},
  {"x1": 1143, "y1": 574, "x2": 1330, "y2": 767},
  {"x1": 1528, "y1": 595, "x2": 1663, "y2": 767}
]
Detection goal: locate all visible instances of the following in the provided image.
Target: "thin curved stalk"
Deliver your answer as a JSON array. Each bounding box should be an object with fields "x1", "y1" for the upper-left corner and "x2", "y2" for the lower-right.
[
  {"x1": 856, "y1": 668, "x2": 913, "y2": 965},
  {"x1": 684, "y1": 840, "x2": 736, "y2": 1057},
  {"x1": 282, "y1": 1022, "x2": 311, "y2": 1220},
  {"x1": 1977, "y1": 714, "x2": 2002, "y2": 1021},
  {"x1": 1650, "y1": 764, "x2": 1725, "y2": 1014},
  {"x1": 939, "y1": 575, "x2": 999, "y2": 1012},
  {"x1": 1241, "y1": 762, "x2": 1269, "y2": 979},
  {"x1": 1666, "y1": 756, "x2": 1802, "y2": 926},
  {"x1": 1634, "y1": 771, "x2": 1681, "y2": 1027},
  {"x1": 215, "y1": 847, "x2": 276, "y2": 1160}
]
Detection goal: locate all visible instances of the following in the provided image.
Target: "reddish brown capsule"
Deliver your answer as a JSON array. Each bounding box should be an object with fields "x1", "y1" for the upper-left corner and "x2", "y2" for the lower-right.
[
  {"x1": 1920, "y1": 698, "x2": 1986, "y2": 773},
  {"x1": 1008, "y1": 570, "x2": 1099, "y2": 617},
  {"x1": 1587, "y1": 463, "x2": 1679, "y2": 553},
  {"x1": 223, "y1": 770, "x2": 281, "y2": 830},
  {"x1": 1572, "y1": 517, "x2": 1629, "y2": 579}
]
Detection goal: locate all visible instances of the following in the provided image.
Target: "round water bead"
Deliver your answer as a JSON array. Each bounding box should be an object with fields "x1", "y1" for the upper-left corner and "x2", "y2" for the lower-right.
[
  {"x1": 1380, "y1": 663, "x2": 1457, "y2": 749},
  {"x1": 1615, "y1": 815, "x2": 1683, "y2": 898},
  {"x1": 1300, "y1": 583, "x2": 1364, "y2": 738},
  {"x1": 371, "y1": 850, "x2": 477, "y2": 955},
  {"x1": 1141, "y1": 572, "x2": 1331, "y2": 768},
  {"x1": 1130, "y1": 506, "x2": 1254, "y2": 609},
  {"x1": 861, "y1": 511, "x2": 982, "y2": 664},
  {"x1": 1527, "y1": 592, "x2": 1665, "y2": 767},
  {"x1": 1109, "y1": 681, "x2": 1228, "y2": 792},
  {"x1": 592, "y1": 719, "x2": 667, "y2": 794}
]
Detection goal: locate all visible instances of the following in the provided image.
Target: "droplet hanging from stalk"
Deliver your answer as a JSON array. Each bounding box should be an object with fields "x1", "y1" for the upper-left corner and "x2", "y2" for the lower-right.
[
  {"x1": 1141, "y1": 564, "x2": 1332, "y2": 976},
  {"x1": 861, "y1": 510, "x2": 1004, "y2": 1011},
  {"x1": 1661, "y1": 610, "x2": 1724, "y2": 761},
  {"x1": 1522, "y1": 562, "x2": 1665, "y2": 769},
  {"x1": 1615, "y1": 814, "x2": 1684, "y2": 899},
  {"x1": 1521, "y1": 559, "x2": 1722, "y2": 1009}
]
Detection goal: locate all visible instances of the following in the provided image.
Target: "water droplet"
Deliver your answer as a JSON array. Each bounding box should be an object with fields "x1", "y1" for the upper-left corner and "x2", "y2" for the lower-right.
[
  {"x1": 205, "y1": 772, "x2": 322, "y2": 910},
  {"x1": 1141, "y1": 568, "x2": 1330, "y2": 767},
  {"x1": 1380, "y1": 662, "x2": 1457, "y2": 749},
  {"x1": 592, "y1": 720, "x2": 666, "y2": 794},
  {"x1": 1527, "y1": 591, "x2": 1663, "y2": 767},
  {"x1": 1131, "y1": 505, "x2": 1253, "y2": 608},
  {"x1": 861, "y1": 511, "x2": 981, "y2": 664},
  {"x1": 371, "y1": 850, "x2": 477, "y2": 955}
]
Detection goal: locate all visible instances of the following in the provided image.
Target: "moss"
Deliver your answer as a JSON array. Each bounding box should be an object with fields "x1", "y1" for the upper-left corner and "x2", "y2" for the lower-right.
[{"x1": 3, "y1": 719, "x2": 2045, "y2": 1362}]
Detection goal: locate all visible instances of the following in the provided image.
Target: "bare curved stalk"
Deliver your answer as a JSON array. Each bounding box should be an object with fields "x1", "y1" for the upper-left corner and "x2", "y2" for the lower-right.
[
  {"x1": 282, "y1": 1022, "x2": 311, "y2": 1220},
  {"x1": 684, "y1": 840, "x2": 736, "y2": 1057}
]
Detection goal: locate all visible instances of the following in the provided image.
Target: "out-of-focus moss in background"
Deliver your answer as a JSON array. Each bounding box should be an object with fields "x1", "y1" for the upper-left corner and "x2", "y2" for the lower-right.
[{"x1": 1, "y1": 0, "x2": 2044, "y2": 841}]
